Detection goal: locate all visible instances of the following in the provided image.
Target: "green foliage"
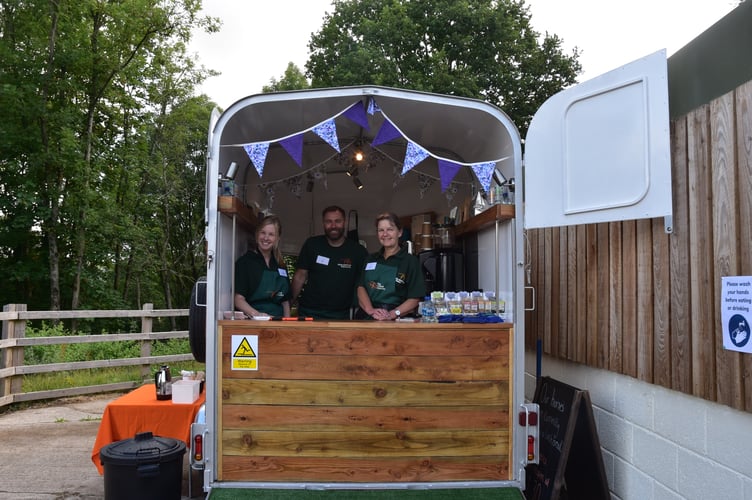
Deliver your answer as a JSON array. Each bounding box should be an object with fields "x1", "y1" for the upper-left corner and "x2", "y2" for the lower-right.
[
  {"x1": 263, "y1": 62, "x2": 311, "y2": 93},
  {"x1": 306, "y1": 0, "x2": 581, "y2": 136},
  {"x1": 0, "y1": 0, "x2": 220, "y2": 313}
]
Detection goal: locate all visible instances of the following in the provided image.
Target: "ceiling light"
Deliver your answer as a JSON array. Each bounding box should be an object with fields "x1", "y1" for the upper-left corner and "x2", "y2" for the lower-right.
[
  {"x1": 353, "y1": 176, "x2": 364, "y2": 190},
  {"x1": 226, "y1": 161, "x2": 238, "y2": 180}
]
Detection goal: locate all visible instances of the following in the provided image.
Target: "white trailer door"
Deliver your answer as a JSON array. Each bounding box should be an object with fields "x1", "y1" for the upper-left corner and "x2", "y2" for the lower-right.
[{"x1": 524, "y1": 49, "x2": 672, "y2": 231}]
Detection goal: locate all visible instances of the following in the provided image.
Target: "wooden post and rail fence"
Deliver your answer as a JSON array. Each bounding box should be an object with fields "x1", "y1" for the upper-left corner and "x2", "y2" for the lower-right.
[{"x1": 0, "y1": 303, "x2": 191, "y2": 408}]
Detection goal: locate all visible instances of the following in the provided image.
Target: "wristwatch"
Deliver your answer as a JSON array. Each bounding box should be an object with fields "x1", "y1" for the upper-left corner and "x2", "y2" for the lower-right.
[{"x1": 394, "y1": 309, "x2": 401, "y2": 319}]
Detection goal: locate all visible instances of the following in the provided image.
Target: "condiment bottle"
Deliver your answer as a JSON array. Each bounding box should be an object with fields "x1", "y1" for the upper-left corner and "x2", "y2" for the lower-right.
[{"x1": 431, "y1": 291, "x2": 449, "y2": 316}]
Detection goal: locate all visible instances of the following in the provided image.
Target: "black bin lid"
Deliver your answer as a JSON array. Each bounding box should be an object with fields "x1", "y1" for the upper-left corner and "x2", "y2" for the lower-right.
[{"x1": 100, "y1": 431, "x2": 186, "y2": 466}]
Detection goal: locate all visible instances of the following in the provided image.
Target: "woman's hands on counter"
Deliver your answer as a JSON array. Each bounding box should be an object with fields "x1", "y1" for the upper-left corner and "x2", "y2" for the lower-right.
[{"x1": 370, "y1": 308, "x2": 392, "y2": 321}]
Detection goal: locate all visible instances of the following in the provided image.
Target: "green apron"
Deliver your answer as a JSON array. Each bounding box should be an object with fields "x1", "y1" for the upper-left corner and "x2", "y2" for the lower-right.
[
  {"x1": 362, "y1": 262, "x2": 399, "y2": 306},
  {"x1": 247, "y1": 267, "x2": 289, "y2": 317}
]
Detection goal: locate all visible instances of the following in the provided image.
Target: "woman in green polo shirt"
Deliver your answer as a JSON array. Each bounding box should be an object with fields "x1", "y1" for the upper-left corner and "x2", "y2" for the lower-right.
[
  {"x1": 356, "y1": 212, "x2": 425, "y2": 320},
  {"x1": 234, "y1": 215, "x2": 291, "y2": 318}
]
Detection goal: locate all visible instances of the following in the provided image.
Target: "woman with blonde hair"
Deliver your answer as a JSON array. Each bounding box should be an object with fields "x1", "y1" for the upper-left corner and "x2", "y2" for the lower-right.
[{"x1": 234, "y1": 215, "x2": 291, "y2": 318}]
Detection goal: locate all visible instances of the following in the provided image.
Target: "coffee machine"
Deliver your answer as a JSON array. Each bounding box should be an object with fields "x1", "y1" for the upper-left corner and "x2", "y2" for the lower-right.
[{"x1": 419, "y1": 248, "x2": 464, "y2": 294}]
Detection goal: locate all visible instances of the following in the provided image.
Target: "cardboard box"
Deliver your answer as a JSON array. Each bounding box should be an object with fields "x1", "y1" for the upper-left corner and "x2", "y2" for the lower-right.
[{"x1": 172, "y1": 379, "x2": 201, "y2": 404}]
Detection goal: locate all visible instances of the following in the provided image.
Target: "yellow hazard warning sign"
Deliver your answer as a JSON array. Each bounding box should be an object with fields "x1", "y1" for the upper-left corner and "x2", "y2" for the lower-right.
[{"x1": 231, "y1": 335, "x2": 258, "y2": 370}]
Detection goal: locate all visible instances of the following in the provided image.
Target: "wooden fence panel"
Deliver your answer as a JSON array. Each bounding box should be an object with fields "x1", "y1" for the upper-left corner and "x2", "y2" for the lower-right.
[
  {"x1": 737, "y1": 81, "x2": 752, "y2": 411},
  {"x1": 524, "y1": 79, "x2": 752, "y2": 413},
  {"x1": 712, "y1": 90, "x2": 742, "y2": 408}
]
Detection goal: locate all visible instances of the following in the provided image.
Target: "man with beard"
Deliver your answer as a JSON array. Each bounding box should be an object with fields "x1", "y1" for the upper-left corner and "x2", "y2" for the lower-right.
[{"x1": 291, "y1": 206, "x2": 368, "y2": 319}]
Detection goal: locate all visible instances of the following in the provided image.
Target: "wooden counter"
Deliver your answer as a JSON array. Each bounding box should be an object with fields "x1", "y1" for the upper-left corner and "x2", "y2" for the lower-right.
[{"x1": 217, "y1": 320, "x2": 514, "y2": 484}]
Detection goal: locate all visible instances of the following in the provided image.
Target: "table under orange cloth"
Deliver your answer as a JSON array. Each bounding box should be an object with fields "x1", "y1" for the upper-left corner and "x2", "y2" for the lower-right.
[{"x1": 91, "y1": 383, "x2": 206, "y2": 475}]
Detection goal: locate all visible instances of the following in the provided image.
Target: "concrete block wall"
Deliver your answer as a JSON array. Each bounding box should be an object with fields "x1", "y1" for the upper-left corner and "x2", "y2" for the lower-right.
[{"x1": 524, "y1": 353, "x2": 752, "y2": 500}]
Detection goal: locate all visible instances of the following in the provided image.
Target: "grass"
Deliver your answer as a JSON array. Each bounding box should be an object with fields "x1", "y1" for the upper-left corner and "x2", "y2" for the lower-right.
[{"x1": 20, "y1": 322, "x2": 204, "y2": 394}]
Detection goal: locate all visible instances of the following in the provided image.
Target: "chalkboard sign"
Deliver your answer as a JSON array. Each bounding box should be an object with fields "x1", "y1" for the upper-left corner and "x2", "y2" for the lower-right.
[{"x1": 525, "y1": 376, "x2": 609, "y2": 500}]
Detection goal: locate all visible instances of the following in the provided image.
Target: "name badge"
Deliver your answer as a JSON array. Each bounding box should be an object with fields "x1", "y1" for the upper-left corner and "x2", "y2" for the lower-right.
[
  {"x1": 278, "y1": 268, "x2": 288, "y2": 277},
  {"x1": 316, "y1": 255, "x2": 330, "y2": 265},
  {"x1": 365, "y1": 262, "x2": 377, "y2": 271}
]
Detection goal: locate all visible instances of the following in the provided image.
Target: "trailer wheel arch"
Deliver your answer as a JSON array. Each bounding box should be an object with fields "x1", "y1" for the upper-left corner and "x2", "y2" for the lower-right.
[{"x1": 188, "y1": 277, "x2": 207, "y2": 363}]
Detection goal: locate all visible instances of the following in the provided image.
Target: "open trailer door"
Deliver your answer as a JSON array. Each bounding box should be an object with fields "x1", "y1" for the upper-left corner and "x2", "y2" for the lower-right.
[{"x1": 524, "y1": 50, "x2": 673, "y2": 232}]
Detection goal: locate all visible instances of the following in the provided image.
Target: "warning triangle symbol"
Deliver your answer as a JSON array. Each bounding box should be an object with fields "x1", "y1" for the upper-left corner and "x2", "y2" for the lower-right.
[{"x1": 233, "y1": 337, "x2": 257, "y2": 358}]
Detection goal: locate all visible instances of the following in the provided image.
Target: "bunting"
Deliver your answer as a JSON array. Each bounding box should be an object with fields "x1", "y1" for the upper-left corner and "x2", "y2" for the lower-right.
[
  {"x1": 244, "y1": 143, "x2": 269, "y2": 178},
  {"x1": 402, "y1": 141, "x2": 429, "y2": 175},
  {"x1": 279, "y1": 134, "x2": 304, "y2": 167},
  {"x1": 343, "y1": 101, "x2": 370, "y2": 130},
  {"x1": 471, "y1": 161, "x2": 497, "y2": 193},
  {"x1": 438, "y1": 159, "x2": 463, "y2": 192},
  {"x1": 313, "y1": 119, "x2": 340, "y2": 153},
  {"x1": 372, "y1": 119, "x2": 402, "y2": 147},
  {"x1": 231, "y1": 98, "x2": 507, "y2": 194}
]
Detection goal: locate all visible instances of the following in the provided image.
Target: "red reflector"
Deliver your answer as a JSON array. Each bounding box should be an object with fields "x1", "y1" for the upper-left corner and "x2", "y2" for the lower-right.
[
  {"x1": 518, "y1": 411, "x2": 539, "y2": 426},
  {"x1": 193, "y1": 435, "x2": 203, "y2": 461},
  {"x1": 527, "y1": 435, "x2": 535, "y2": 461}
]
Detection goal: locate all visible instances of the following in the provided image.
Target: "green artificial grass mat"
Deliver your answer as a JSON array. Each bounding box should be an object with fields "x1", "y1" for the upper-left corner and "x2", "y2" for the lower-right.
[{"x1": 207, "y1": 487, "x2": 524, "y2": 500}]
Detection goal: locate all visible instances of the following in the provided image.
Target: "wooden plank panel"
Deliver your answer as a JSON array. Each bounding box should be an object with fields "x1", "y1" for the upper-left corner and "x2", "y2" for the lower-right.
[
  {"x1": 223, "y1": 405, "x2": 508, "y2": 432},
  {"x1": 622, "y1": 220, "x2": 637, "y2": 377},
  {"x1": 736, "y1": 81, "x2": 752, "y2": 412},
  {"x1": 687, "y1": 105, "x2": 716, "y2": 399},
  {"x1": 710, "y1": 90, "x2": 742, "y2": 409},
  {"x1": 566, "y1": 226, "x2": 577, "y2": 360},
  {"x1": 221, "y1": 456, "x2": 510, "y2": 482},
  {"x1": 552, "y1": 227, "x2": 567, "y2": 359},
  {"x1": 609, "y1": 221, "x2": 623, "y2": 372},
  {"x1": 222, "y1": 429, "x2": 509, "y2": 458},
  {"x1": 222, "y1": 354, "x2": 508, "y2": 381},
  {"x1": 543, "y1": 227, "x2": 553, "y2": 353},
  {"x1": 560, "y1": 226, "x2": 568, "y2": 361},
  {"x1": 596, "y1": 223, "x2": 610, "y2": 368},
  {"x1": 636, "y1": 218, "x2": 654, "y2": 382},
  {"x1": 666, "y1": 117, "x2": 689, "y2": 389},
  {"x1": 220, "y1": 324, "x2": 511, "y2": 356},
  {"x1": 575, "y1": 226, "x2": 587, "y2": 363},
  {"x1": 221, "y1": 379, "x2": 508, "y2": 407},
  {"x1": 653, "y1": 218, "x2": 671, "y2": 387},
  {"x1": 586, "y1": 224, "x2": 599, "y2": 365}
]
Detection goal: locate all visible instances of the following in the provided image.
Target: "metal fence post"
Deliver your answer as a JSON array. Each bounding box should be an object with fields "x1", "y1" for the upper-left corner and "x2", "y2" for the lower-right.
[{"x1": 2, "y1": 304, "x2": 27, "y2": 399}]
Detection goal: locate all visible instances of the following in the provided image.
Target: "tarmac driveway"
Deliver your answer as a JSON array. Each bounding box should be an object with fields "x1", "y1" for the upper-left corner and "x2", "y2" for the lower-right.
[{"x1": 0, "y1": 393, "x2": 204, "y2": 500}]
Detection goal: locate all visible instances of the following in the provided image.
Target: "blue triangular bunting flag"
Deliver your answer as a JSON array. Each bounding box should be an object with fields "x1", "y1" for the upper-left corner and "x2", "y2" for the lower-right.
[
  {"x1": 472, "y1": 161, "x2": 497, "y2": 193},
  {"x1": 244, "y1": 142, "x2": 270, "y2": 177},
  {"x1": 343, "y1": 101, "x2": 370, "y2": 130},
  {"x1": 402, "y1": 141, "x2": 429, "y2": 175},
  {"x1": 313, "y1": 119, "x2": 340, "y2": 152},
  {"x1": 279, "y1": 133, "x2": 304, "y2": 167},
  {"x1": 438, "y1": 159, "x2": 462, "y2": 192},
  {"x1": 367, "y1": 97, "x2": 380, "y2": 115},
  {"x1": 372, "y1": 118, "x2": 401, "y2": 146}
]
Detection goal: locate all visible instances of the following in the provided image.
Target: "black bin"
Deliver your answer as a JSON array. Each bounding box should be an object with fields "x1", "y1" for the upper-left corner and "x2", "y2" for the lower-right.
[{"x1": 100, "y1": 431, "x2": 186, "y2": 500}]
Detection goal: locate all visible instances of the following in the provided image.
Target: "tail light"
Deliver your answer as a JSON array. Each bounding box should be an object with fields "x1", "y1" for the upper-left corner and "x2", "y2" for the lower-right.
[
  {"x1": 193, "y1": 434, "x2": 203, "y2": 462},
  {"x1": 519, "y1": 403, "x2": 540, "y2": 465}
]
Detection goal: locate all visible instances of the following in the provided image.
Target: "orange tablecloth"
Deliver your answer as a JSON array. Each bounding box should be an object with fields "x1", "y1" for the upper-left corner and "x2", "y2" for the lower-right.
[{"x1": 91, "y1": 383, "x2": 206, "y2": 475}]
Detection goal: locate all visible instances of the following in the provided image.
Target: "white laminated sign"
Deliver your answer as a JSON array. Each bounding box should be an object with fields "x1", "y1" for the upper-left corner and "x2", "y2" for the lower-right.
[{"x1": 721, "y1": 277, "x2": 752, "y2": 353}]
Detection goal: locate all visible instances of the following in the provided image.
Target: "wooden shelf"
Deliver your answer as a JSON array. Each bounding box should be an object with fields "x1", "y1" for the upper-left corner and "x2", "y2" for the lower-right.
[
  {"x1": 454, "y1": 204, "x2": 514, "y2": 238},
  {"x1": 218, "y1": 196, "x2": 256, "y2": 232}
]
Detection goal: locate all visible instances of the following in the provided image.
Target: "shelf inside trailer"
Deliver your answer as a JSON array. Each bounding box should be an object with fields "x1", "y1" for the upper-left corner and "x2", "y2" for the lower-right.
[
  {"x1": 454, "y1": 204, "x2": 514, "y2": 238},
  {"x1": 218, "y1": 196, "x2": 256, "y2": 232}
]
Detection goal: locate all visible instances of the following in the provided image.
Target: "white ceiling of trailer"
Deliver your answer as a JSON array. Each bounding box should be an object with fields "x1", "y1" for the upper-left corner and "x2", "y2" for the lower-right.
[{"x1": 211, "y1": 86, "x2": 520, "y2": 253}]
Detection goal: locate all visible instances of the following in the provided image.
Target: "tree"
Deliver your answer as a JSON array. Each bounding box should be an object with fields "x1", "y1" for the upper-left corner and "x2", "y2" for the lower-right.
[
  {"x1": 262, "y1": 62, "x2": 310, "y2": 93},
  {"x1": 0, "y1": 0, "x2": 219, "y2": 314},
  {"x1": 306, "y1": 0, "x2": 581, "y2": 135}
]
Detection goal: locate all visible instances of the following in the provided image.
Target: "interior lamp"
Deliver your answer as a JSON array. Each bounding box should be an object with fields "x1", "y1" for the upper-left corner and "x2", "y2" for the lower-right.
[
  {"x1": 353, "y1": 176, "x2": 364, "y2": 190},
  {"x1": 226, "y1": 161, "x2": 239, "y2": 180}
]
